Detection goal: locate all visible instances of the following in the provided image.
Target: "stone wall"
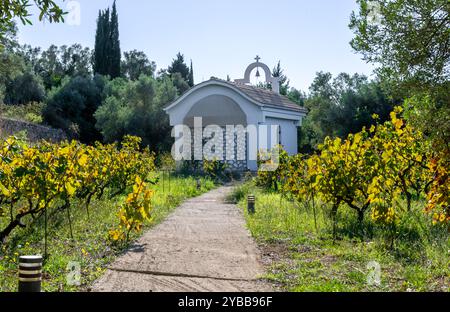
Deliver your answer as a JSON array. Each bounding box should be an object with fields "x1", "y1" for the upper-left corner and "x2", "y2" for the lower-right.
[
  {"x1": 190, "y1": 126, "x2": 247, "y2": 171},
  {"x1": 0, "y1": 117, "x2": 67, "y2": 143},
  {"x1": 223, "y1": 127, "x2": 247, "y2": 171}
]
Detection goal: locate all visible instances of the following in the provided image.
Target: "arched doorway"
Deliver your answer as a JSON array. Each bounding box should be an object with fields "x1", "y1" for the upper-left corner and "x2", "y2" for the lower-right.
[{"x1": 183, "y1": 94, "x2": 248, "y2": 170}]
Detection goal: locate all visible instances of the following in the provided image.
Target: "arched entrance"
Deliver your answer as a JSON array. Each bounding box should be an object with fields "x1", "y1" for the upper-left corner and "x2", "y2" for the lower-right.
[{"x1": 183, "y1": 94, "x2": 248, "y2": 170}]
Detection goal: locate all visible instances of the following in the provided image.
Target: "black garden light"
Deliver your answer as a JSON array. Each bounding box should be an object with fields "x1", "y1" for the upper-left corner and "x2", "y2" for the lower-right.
[
  {"x1": 18, "y1": 255, "x2": 42, "y2": 292},
  {"x1": 247, "y1": 194, "x2": 255, "y2": 214}
]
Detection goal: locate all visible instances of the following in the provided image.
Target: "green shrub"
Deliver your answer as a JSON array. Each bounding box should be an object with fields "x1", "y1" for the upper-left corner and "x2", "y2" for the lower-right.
[
  {"x1": 156, "y1": 152, "x2": 176, "y2": 171},
  {"x1": 0, "y1": 102, "x2": 44, "y2": 123},
  {"x1": 255, "y1": 145, "x2": 289, "y2": 191},
  {"x1": 203, "y1": 158, "x2": 228, "y2": 180}
]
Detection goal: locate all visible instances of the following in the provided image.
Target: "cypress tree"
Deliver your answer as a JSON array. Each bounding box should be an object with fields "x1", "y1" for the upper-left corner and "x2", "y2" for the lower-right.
[
  {"x1": 93, "y1": 2, "x2": 120, "y2": 78},
  {"x1": 188, "y1": 60, "x2": 194, "y2": 87},
  {"x1": 103, "y1": 8, "x2": 111, "y2": 75},
  {"x1": 93, "y1": 11, "x2": 105, "y2": 75},
  {"x1": 109, "y1": 0, "x2": 121, "y2": 78},
  {"x1": 94, "y1": 8, "x2": 110, "y2": 76},
  {"x1": 103, "y1": 8, "x2": 111, "y2": 76},
  {"x1": 168, "y1": 52, "x2": 190, "y2": 82}
]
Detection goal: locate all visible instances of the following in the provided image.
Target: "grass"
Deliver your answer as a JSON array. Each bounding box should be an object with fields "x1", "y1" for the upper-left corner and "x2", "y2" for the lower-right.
[
  {"x1": 230, "y1": 181, "x2": 449, "y2": 292},
  {"x1": 0, "y1": 173, "x2": 215, "y2": 292}
]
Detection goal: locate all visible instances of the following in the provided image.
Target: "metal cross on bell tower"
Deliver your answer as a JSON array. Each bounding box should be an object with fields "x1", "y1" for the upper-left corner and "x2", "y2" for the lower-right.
[
  {"x1": 234, "y1": 56, "x2": 281, "y2": 94},
  {"x1": 255, "y1": 55, "x2": 261, "y2": 77}
]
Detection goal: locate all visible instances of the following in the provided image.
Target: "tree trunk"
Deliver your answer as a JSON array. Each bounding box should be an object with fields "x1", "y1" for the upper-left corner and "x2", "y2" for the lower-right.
[
  {"x1": 66, "y1": 201, "x2": 74, "y2": 240},
  {"x1": 85, "y1": 192, "x2": 93, "y2": 219},
  {"x1": 399, "y1": 171, "x2": 412, "y2": 211},
  {"x1": 0, "y1": 213, "x2": 27, "y2": 243},
  {"x1": 331, "y1": 202, "x2": 339, "y2": 240},
  {"x1": 311, "y1": 191, "x2": 318, "y2": 233},
  {"x1": 406, "y1": 192, "x2": 412, "y2": 211},
  {"x1": 358, "y1": 209, "x2": 364, "y2": 224}
]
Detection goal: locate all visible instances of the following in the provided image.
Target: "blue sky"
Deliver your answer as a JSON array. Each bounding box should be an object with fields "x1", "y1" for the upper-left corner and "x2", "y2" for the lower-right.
[{"x1": 17, "y1": 0, "x2": 374, "y2": 92}]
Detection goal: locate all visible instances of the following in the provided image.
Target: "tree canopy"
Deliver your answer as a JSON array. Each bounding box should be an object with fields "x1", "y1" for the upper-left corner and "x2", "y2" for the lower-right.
[
  {"x1": 95, "y1": 75, "x2": 178, "y2": 152},
  {"x1": 18, "y1": 43, "x2": 93, "y2": 90},
  {"x1": 0, "y1": 1, "x2": 198, "y2": 154},
  {"x1": 272, "y1": 61, "x2": 290, "y2": 95},
  {"x1": 350, "y1": 0, "x2": 450, "y2": 155},
  {"x1": 122, "y1": 50, "x2": 156, "y2": 80},
  {"x1": 299, "y1": 72, "x2": 395, "y2": 153},
  {"x1": 167, "y1": 52, "x2": 194, "y2": 91},
  {"x1": 4, "y1": 70, "x2": 45, "y2": 104},
  {"x1": 43, "y1": 75, "x2": 106, "y2": 143},
  {"x1": 350, "y1": 0, "x2": 449, "y2": 91}
]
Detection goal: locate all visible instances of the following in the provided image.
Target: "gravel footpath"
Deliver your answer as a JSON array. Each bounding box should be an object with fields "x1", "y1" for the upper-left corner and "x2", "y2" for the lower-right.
[{"x1": 91, "y1": 185, "x2": 272, "y2": 292}]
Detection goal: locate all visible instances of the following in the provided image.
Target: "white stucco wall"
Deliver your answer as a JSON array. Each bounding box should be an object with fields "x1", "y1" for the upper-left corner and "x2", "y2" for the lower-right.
[{"x1": 265, "y1": 117, "x2": 298, "y2": 155}]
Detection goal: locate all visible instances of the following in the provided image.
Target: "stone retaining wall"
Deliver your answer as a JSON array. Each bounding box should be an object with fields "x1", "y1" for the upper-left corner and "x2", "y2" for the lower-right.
[{"x1": 0, "y1": 117, "x2": 67, "y2": 143}]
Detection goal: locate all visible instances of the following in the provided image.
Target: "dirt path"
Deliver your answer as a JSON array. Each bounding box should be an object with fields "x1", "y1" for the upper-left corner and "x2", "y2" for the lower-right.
[{"x1": 91, "y1": 185, "x2": 272, "y2": 292}]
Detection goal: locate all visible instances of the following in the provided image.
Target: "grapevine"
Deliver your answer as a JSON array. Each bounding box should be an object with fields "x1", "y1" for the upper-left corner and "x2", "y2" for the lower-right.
[
  {"x1": 256, "y1": 107, "x2": 448, "y2": 232},
  {"x1": 0, "y1": 135, "x2": 156, "y2": 245}
]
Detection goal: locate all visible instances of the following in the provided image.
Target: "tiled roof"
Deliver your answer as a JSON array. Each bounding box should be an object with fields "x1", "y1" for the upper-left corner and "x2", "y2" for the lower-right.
[
  {"x1": 165, "y1": 78, "x2": 308, "y2": 114},
  {"x1": 211, "y1": 78, "x2": 307, "y2": 113}
]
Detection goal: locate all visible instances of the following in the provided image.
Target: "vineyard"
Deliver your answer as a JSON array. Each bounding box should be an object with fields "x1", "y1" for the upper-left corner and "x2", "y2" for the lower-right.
[
  {"x1": 233, "y1": 107, "x2": 449, "y2": 291},
  {"x1": 0, "y1": 136, "x2": 215, "y2": 291},
  {"x1": 257, "y1": 107, "x2": 449, "y2": 229},
  {"x1": 1, "y1": 106, "x2": 448, "y2": 292}
]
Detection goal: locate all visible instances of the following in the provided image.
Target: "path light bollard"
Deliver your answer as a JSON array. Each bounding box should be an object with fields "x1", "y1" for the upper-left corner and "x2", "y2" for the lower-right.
[
  {"x1": 247, "y1": 194, "x2": 255, "y2": 214},
  {"x1": 196, "y1": 179, "x2": 201, "y2": 190},
  {"x1": 18, "y1": 255, "x2": 42, "y2": 292}
]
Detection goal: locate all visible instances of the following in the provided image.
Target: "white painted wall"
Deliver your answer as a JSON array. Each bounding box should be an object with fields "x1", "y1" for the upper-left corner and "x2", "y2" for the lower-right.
[{"x1": 265, "y1": 117, "x2": 298, "y2": 154}]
